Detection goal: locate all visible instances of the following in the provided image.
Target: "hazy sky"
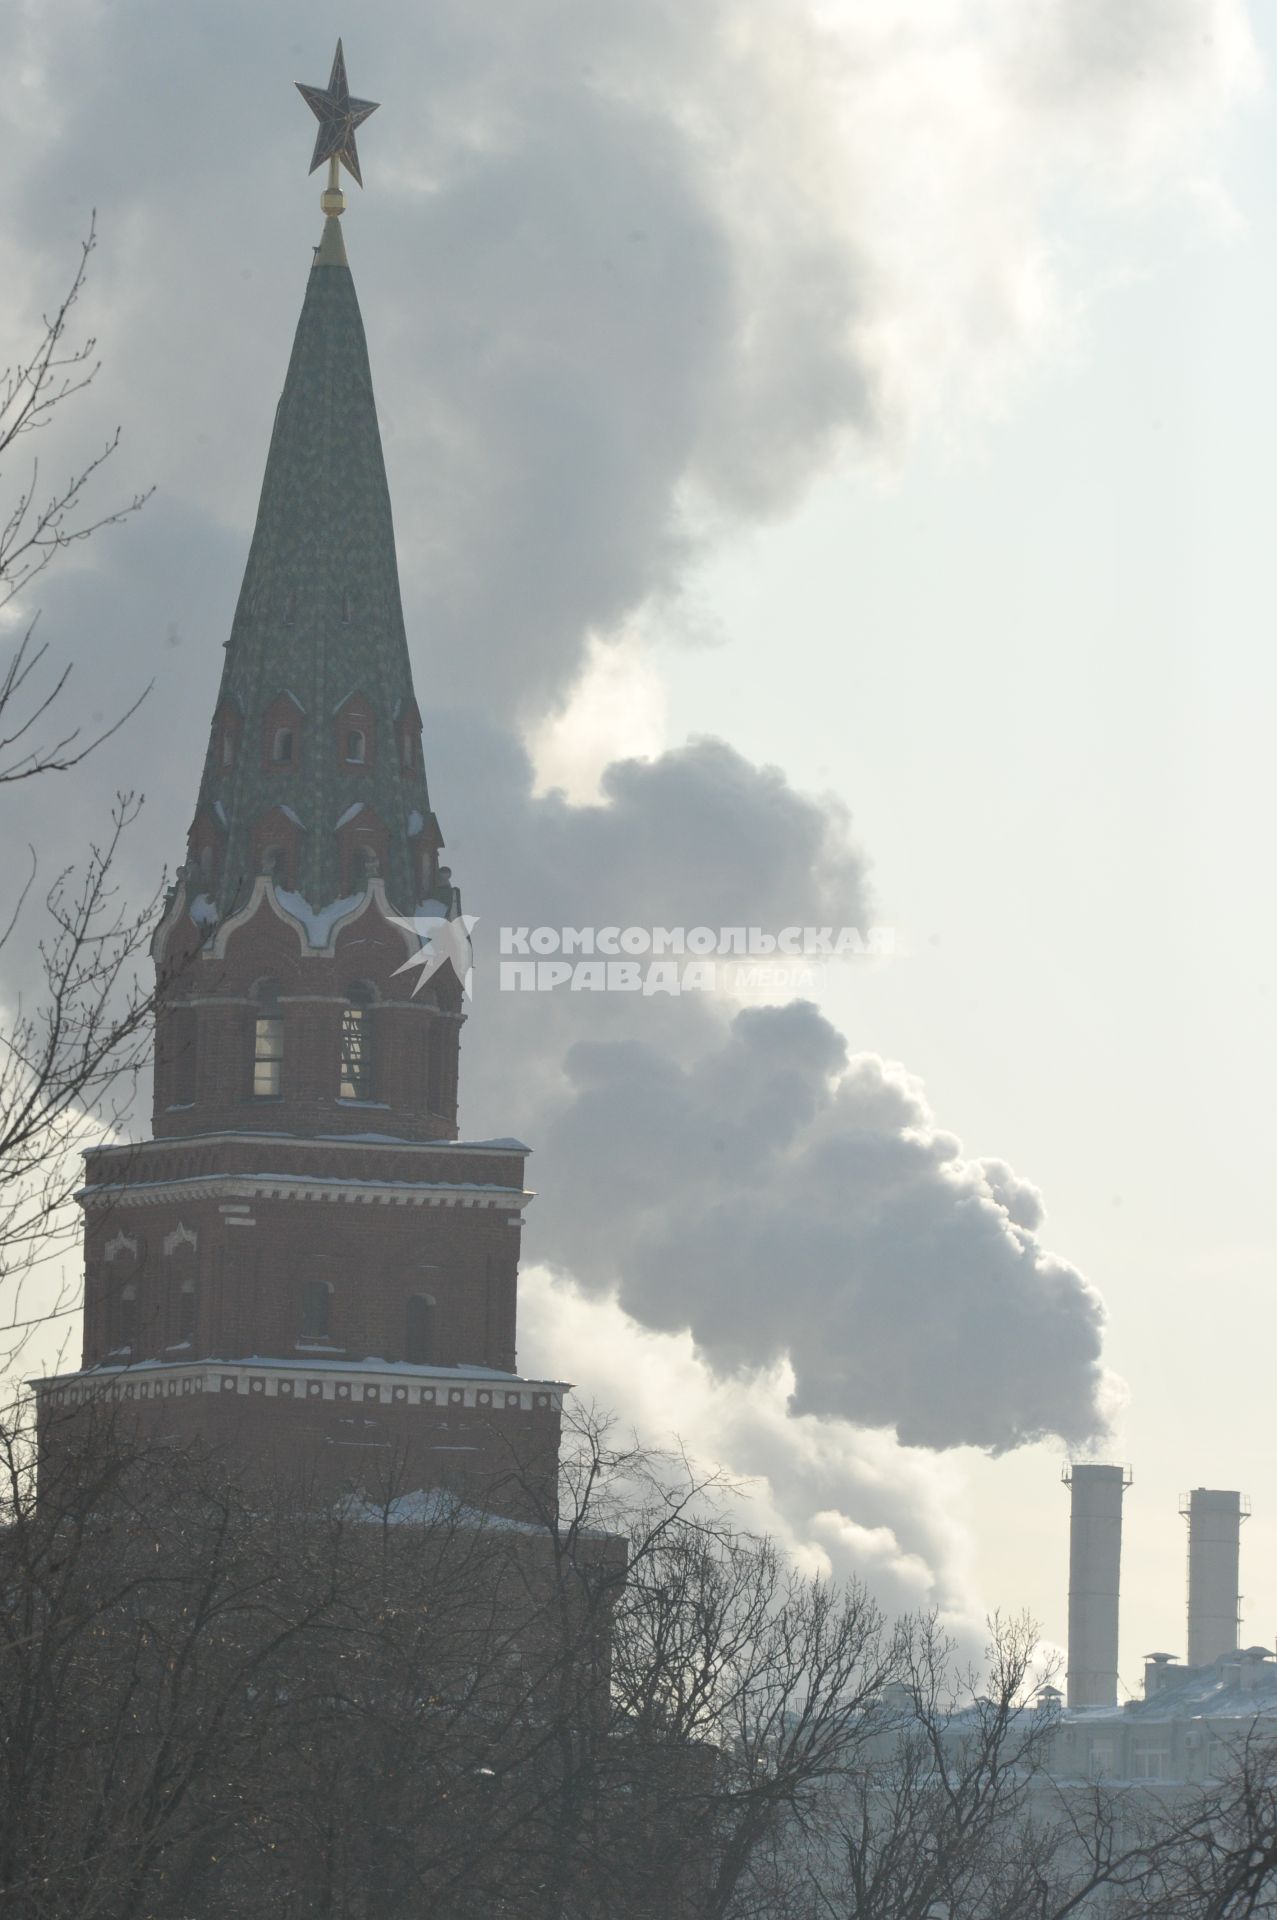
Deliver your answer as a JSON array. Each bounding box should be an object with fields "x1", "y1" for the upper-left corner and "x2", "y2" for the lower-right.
[{"x1": 2, "y1": 0, "x2": 1273, "y2": 1688}]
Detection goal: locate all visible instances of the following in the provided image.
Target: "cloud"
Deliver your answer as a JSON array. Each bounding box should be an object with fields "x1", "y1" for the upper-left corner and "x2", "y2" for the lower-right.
[
  {"x1": 0, "y1": 0, "x2": 1255, "y2": 1600},
  {"x1": 536, "y1": 1013, "x2": 1110, "y2": 1452},
  {"x1": 2, "y1": 0, "x2": 1257, "y2": 731},
  {"x1": 518, "y1": 1264, "x2": 982, "y2": 1631},
  {"x1": 411, "y1": 715, "x2": 1112, "y2": 1457}
]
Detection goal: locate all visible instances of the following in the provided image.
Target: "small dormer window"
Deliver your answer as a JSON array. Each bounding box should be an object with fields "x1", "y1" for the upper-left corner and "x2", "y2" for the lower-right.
[
  {"x1": 261, "y1": 844, "x2": 287, "y2": 884},
  {"x1": 400, "y1": 728, "x2": 415, "y2": 769},
  {"x1": 197, "y1": 843, "x2": 213, "y2": 880},
  {"x1": 220, "y1": 729, "x2": 234, "y2": 768},
  {"x1": 345, "y1": 728, "x2": 366, "y2": 764},
  {"x1": 272, "y1": 728, "x2": 294, "y2": 765}
]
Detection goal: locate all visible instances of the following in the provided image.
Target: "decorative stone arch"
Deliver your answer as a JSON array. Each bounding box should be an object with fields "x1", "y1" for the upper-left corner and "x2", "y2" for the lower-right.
[
  {"x1": 163, "y1": 1221, "x2": 198, "y2": 1257},
  {"x1": 104, "y1": 1230, "x2": 139, "y2": 1264},
  {"x1": 211, "y1": 875, "x2": 408, "y2": 961}
]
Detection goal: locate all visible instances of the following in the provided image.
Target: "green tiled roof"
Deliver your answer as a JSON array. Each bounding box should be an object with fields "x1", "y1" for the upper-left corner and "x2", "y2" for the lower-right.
[{"x1": 190, "y1": 216, "x2": 449, "y2": 921}]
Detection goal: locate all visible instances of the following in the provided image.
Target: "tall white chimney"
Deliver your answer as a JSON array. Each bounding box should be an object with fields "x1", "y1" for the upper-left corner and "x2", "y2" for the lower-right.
[
  {"x1": 1063, "y1": 1463, "x2": 1130, "y2": 1709},
  {"x1": 1182, "y1": 1488, "x2": 1248, "y2": 1668}
]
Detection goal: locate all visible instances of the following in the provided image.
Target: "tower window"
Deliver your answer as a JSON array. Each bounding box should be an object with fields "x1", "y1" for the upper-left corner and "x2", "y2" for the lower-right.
[
  {"x1": 405, "y1": 1293, "x2": 436, "y2": 1365},
  {"x1": 300, "y1": 1279, "x2": 332, "y2": 1342},
  {"x1": 427, "y1": 1022, "x2": 445, "y2": 1114},
  {"x1": 400, "y1": 729, "x2": 415, "y2": 769},
  {"x1": 339, "y1": 983, "x2": 374, "y2": 1100},
  {"x1": 178, "y1": 1275, "x2": 197, "y2": 1344},
  {"x1": 169, "y1": 1004, "x2": 198, "y2": 1106},
  {"x1": 272, "y1": 728, "x2": 294, "y2": 765},
  {"x1": 220, "y1": 729, "x2": 235, "y2": 768},
  {"x1": 253, "y1": 980, "x2": 284, "y2": 1099},
  {"x1": 345, "y1": 727, "x2": 366, "y2": 764},
  {"x1": 115, "y1": 1283, "x2": 138, "y2": 1355}
]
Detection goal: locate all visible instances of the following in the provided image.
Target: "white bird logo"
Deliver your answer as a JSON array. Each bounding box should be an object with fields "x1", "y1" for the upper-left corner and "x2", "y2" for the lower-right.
[{"x1": 386, "y1": 912, "x2": 478, "y2": 999}]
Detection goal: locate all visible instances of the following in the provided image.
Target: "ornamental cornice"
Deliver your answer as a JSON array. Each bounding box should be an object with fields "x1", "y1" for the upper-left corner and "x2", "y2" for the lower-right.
[
  {"x1": 33, "y1": 1357, "x2": 567, "y2": 1415},
  {"x1": 78, "y1": 1172, "x2": 533, "y2": 1212}
]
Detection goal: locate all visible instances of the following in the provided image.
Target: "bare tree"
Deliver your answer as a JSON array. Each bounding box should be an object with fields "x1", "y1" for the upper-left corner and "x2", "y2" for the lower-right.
[
  {"x1": 795, "y1": 1613, "x2": 1164, "y2": 1920},
  {"x1": 15, "y1": 1392, "x2": 1276, "y2": 1920},
  {"x1": 1102, "y1": 1726, "x2": 1277, "y2": 1920},
  {"x1": 0, "y1": 218, "x2": 157, "y2": 1362}
]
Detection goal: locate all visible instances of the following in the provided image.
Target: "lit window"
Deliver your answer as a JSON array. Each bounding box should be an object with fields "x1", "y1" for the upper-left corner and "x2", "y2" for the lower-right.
[
  {"x1": 253, "y1": 981, "x2": 283, "y2": 1098},
  {"x1": 300, "y1": 1280, "x2": 331, "y2": 1341},
  {"x1": 341, "y1": 998, "x2": 370, "y2": 1090},
  {"x1": 345, "y1": 727, "x2": 366, "y2": 764},
  {"x1": 405, "y1": 1294, "x2": 436, "y2": 1364},
  {"x1": 272, "y1": 728, "x2": 294, "y2": 765}
]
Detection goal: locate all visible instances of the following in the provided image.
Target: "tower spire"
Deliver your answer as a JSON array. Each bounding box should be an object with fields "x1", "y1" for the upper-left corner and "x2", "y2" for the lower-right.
[{"x1": 184, "y1": 43, "x2": 449, "y2": 929}]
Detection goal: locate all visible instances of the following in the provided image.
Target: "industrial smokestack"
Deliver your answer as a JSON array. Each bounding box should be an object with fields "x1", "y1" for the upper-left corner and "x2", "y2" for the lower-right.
[
  {"x1": 1181, "y1": 1488, "x2": 1248, "y2": 1669},
  {"x1": 1063, "y1": 1463, "x2": 1131, "y2": 1709}
]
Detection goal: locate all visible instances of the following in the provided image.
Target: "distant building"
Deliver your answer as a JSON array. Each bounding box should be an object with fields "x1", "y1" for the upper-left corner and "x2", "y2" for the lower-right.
[{"x1": 1045, "y1": 1647, "x2": 1277, "y2": 1786}]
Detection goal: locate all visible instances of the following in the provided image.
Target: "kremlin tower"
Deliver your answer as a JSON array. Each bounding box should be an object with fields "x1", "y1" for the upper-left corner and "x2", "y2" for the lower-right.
[{"x1": 36, "y1": 45, "x2": 565, "y2": 1516}]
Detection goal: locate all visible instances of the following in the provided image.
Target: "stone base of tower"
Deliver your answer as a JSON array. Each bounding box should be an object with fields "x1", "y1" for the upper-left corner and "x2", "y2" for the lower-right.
[
  {"x1": 78, "y1": 1132, "x2": 532, "y2": 1374},
  {"x1": 34, "y1": 1354, "x2": 566, "y2": 1520}
]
